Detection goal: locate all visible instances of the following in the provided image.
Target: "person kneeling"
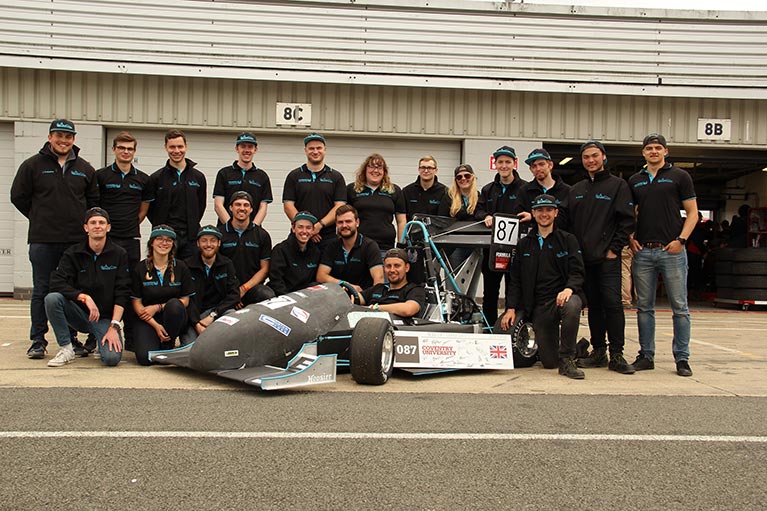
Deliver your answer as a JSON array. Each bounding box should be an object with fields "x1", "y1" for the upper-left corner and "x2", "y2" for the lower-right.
[
  {"x1": 499, "y1": 195, "x2": 586, "y2": 379},
  {"x1": 44, "y1": 208, "x2": 130, "y2": 367},
  {"x1": 357, "y1": 248, "x2": 425, "y2": 318}
]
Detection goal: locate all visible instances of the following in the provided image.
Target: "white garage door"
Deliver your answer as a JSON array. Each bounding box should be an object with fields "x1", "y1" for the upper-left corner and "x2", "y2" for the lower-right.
[
  {"x1": 105, "y1": 129, "x2": 461, "y2": 248},
  {"x1": 0, "y1": 123, "x2": 15, "y2": 293}
]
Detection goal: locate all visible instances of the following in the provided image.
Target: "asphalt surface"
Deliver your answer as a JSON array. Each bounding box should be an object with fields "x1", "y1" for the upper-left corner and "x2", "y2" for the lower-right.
[{"x1": 1, "y1": 300, "x2": 767, "y2": 510}]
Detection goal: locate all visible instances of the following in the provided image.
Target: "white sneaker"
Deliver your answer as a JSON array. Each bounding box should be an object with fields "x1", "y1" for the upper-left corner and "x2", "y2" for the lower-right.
[{"x1": 48, "y1": 346, "x2": 75, "y2": 367}]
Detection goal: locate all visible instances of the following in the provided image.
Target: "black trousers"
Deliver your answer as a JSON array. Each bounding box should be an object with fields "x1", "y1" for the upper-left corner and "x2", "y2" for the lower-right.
[
  {"x1": 532, "y1": 295, "x2": 582, "y2": 369},
  {"x1": 481, "y1": 249, "x2": 508, "y2": 326},
  {"x1": 131, "y1": 298, "x2": 188, "y2": 366},
  {"x1": 242, "y1": 284, "x2": 276, "y2": 305},
  {"x1": 583, "y1": 257, "x2": 625, "y2": 354}
]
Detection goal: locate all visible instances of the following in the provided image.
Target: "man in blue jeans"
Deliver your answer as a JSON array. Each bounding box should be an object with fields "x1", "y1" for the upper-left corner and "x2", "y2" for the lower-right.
[
  {"x1": 44, "y1": 208, "x2": 130, "y2": 367},
  {"x1": 10, "y1": 119, "x2": 99, "y2": 359},
  {"x1": 628, "y1": 133, "x2": 698, "y2": 377}
]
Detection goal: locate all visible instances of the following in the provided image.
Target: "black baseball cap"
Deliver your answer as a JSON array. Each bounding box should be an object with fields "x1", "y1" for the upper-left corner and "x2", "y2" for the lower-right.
[
  {"x1": 84, "y1": 207, "x2": 109, "y2": 223},
  {"x1": 229, "y1": 190, "x2": 254, "y2": 206},
  {"x1": 304, "y1": 133, "x2": 326, "y2": 145},
  {"x1": 525, "y1": 148, "x2": 552, "y2": 166},
  {"x1": 384, "y1": 248, "x2": 409, "y2": 263},
  {"x1": 493, "y1": 146, "x2": 517, "y2": 160},
  {"x1": 642, "y1": 133, "x2": 668, "y2": 148},
  {"x1": 236, "y1": 132, "x2": 257, "y2": 146},
  {"x1": 197, "y1": 225, "x2": 222, "y2": 240},
  {"x1": 531, "y1": 194, "x2": 558, "y2": 210},
  {"x1": 454, "y1": 164, "x2": 474, "y2": 176},
  {"x1": 50, "y1": 119, "x2": 76, "y2": 134},
  {"x1": 580, "y1": 140, "x2": 607, "y2": 155}
]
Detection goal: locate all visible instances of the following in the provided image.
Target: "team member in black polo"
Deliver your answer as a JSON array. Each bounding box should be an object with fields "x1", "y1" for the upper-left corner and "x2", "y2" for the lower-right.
[
  {"x1": 11, "y1": 119, "x2": 99, "y2": 359},
  {"x1": 282, "y1": 133, "x2": 346, "y2": 250},
  {"x1": 402, "y1": 155, "x2": 447, "y2": 220},
  {"x1": 182, "y1": 225, "x2": 240, "y2": 344},
  {"x1": 96, "y1": 131, "x2": 151, "y2": 266},
  {"x1": 220, "y1": 191, "x2": 275, "y2": 305},
  {"x1": 212, "y1": 132, "x2": 273, "y2": 226},
  {"x1": 499, "y1": 195, "x2": 586, "y2": 380},
  {"x1": 346, "y1": 153, "x2": 407, "y2": 252},
  {"x1": 515, "y1": 149, "x2": 570, "y2": 231},
  {"x1": 628, "y1": 133, "x2": 698, "y2": 377},
  {"x1": 268, "y1": 212, "x2": 321, "y2": 296},
  {"x1": 569, "y1": 140, "x2": 636, "y2": 375},
  {"x1": 358, "y1": 248, "x2": 426, "y2": 318},
  {"x1": 317, "y1": 204, "x2": 384, "y2": 292},
  {"x1": 475, "y1": 146, "x2": 527, "y2": 325},
  {"x1": 147, "y1": 129, "x2": 207, "y2": 260},
  {"x1": 44, "y1": 208, "x2": 130, "y2": 367}
]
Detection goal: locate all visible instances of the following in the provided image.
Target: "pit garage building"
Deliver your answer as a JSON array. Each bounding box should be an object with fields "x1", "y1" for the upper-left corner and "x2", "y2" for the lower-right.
[{"x1": 1, "y1": 0, "x2": 765, "y2": 297}]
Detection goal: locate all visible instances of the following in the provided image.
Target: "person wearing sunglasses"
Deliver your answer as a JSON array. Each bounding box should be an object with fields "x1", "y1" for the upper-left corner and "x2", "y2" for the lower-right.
[{"x1": 438, "y1": 164, "x2": 480, "y2": 269}]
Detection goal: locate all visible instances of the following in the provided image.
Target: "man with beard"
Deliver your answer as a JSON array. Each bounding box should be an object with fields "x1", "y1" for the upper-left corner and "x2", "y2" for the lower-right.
[
  {"x1": 317, "y1": 204, "x2": 384, "y2": 293},
  {"x1": 499, "y1": 195, "x2": 586, "y2": 380},
  {"x1": 267, "y1": 212, "x2": 322, "y2": 296},
  {"x1": 11, "y1": 119, "x2": 99, "y2": 359},
  {"x1": 282, "y1": 133, "x2": 346, "y2": 251},
  {"x1": 213, "y1": 132, "x2": 272, "y2": 226},
  {"x1": 182, "y1": 225, "x2": 240, "y2": 344},
  {"x1": 358, "y1": 248, "x2": 425, "y2": 318},
  {"x1": 515, "y1": 149, "x2": 570, "y2": 231},
  {"x1": 220, "y1": 191, "x2": 275, "y2": 306},
  {"x1": 147, "y1": 129, "x2": 207, "y2": 259}
]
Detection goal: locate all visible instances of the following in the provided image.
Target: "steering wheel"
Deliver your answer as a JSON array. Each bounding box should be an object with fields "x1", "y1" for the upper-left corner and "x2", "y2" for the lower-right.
[{"x1": 338, "y1": 280, "x2": 362, "y2": 304}]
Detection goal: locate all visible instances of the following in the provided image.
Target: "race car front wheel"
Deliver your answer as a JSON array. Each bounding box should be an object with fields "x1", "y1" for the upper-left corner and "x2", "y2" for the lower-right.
[
  {"x1": 492, "y1": 317, "x2": 539, "y2": 368},
  {"x1": 350, "y1": 318, "x2": 395, "y2": 385}
]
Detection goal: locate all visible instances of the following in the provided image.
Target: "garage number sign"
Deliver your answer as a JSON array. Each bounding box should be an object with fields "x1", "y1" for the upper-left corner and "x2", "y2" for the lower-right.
[
  {"x1": 276, "y1": 103, "x2": 312, "y2": 126},
  {"x1": 697, "y1": 118, "x2": 731, "y2": 141}
]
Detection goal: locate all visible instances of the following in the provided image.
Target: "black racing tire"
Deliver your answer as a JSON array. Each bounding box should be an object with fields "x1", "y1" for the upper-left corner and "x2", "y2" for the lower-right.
[
  {"x1": 713, "y1": 248, "x2": 736, "y2": 262},
  {"x1": 732, "y1": 248, "x2": 767, "y2": 263},
  {"x1": 730, "y1": 262, "x2": 767, "y2": 275},
  {"x1": 716, "y1": 275, "x2": 767, "y2": 288},
  {"x1": 350, "y1": 318, "x2": 395, "y2": 385},
  {"x1": 717, "y1": 287, "x2": 767, "y2": 301},
  {"x1": 714, "y1": 261, "x2": 733, "y2": 275},
  {"x1": 338, "y1": 280, "x2": 362, "y2": 304},
  {"x1": 493, "y1": 317, "x2": 538, "y2": 368}
]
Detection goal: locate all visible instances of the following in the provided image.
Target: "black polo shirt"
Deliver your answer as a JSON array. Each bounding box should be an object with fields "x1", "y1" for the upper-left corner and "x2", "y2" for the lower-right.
[
  {"x1": 402, "y1": 177, "x2": 447, "y2": 220},
  {"x1": 130, "y1": 259, "x2": 195, "y2": 306},
  {"x1": 629, "y1": 163, "x2": 696, "y2": 245},
  {"x1": 476, "y1": 172, "x2": 527, "y2": 218},
  {"x1": 346, "y1": 183, "x2": 406, "y2": 250},
  {"x1": 319, "y1": 234, "x2": 382, "y2": 289},
  {"x1": 220, "y1": 221, "x2": 272, "y2": 284},
  {"x1": 362, "y1": 281, "x2": 426, "y2": 313},
  {"x1": 212, "y1": 162, "x2": 273, "y2": 220},
  {"x1": 282, "y1": 164, "x2": 346, "y2": 240},
  {"x1": 267, "y1": 234, "x2": 321, "y2": 295},
  {"x1": 96, "y1": 163, "x2": 152, "y2": 238}
]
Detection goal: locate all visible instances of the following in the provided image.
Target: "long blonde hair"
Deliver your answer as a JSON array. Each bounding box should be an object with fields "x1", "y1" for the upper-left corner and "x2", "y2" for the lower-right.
[
  {"x1": 448, "y1": 175, "x2": 478, "y2": 217},
  {"x1": 354, "y1": 153, "x2": 394, "y2": 194}
]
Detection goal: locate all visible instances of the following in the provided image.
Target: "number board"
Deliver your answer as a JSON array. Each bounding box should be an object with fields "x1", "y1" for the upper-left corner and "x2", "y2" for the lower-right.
[
  {"x1": 492, "y1": 214, "x2": 520, "y2": 246},
  {"x1": 697, "y1": 118, "x2": 731, "y2": 141},
  {"x1": 276, "y1": 103, "x2": 312, "y2": 126}
]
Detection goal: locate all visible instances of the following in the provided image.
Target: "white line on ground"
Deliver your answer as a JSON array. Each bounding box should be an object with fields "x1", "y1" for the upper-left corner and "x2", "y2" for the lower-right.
[{"x1": 0, "y1": 431, "x2": 764, "y2": 442}]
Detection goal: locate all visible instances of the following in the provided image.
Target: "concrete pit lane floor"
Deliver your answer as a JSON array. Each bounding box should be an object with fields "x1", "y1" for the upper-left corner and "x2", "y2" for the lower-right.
[{"x1": 0, "y1": 298, "x2": 765, "y2": 510}]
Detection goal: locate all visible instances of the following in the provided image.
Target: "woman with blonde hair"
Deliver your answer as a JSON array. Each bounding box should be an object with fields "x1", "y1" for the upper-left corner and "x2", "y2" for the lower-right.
[
  {"x1": 438, "y1": 164, "x2": 480, "y2": 268},
  {"x1": 346, "y1": 153, "x2": 407, "y2": 256}
]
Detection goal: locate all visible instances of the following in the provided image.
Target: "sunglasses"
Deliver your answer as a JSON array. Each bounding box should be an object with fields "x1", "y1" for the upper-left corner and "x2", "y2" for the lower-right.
[{"x1": 455, "y1": 173, "x2": 473, "y2": 181}]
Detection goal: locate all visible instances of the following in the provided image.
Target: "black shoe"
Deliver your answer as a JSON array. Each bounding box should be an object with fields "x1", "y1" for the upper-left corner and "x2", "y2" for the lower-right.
[
  {"x1": 608, "y1": 353, "x2": 636, "y2": 374},
  {"x1": 71, "y1": 339, "x2": 89, "y2": 358},
  {"x1": 676, "y1": 360, "x2": 693, "y2": 377},
  {"x1": 576, "y1": 338, "x2": 591, "y2": 359},
  {"x1": 577, "y1": 347, "x2": 607, "y2": 368},
  {"x1": 632, "y1": 355, "x2": 654, "y2": 371},
  {"x1": 84, "y1": 334, "x2": 97, "y2": 354},
  {"x1": 559, "y1": 358, "x2": 585, "y2": 380},
  {"x1": 27, "y1": 340, "x2": 48, "y2": 359}
]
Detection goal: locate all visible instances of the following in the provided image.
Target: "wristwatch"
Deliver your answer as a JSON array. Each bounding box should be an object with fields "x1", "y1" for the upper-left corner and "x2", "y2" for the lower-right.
[
  {"x1": 677, "y1": 237, "x2": 687, "y2": 245},
  {"x1": 209, "y1": 311, "x2": 218, "y2": 320},
  {"x1": 110, "y1": 320, "x2": 122, "y2": 332}
]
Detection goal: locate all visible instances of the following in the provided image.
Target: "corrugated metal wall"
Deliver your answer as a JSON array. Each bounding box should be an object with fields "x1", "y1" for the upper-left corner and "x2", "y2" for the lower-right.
[
  {"x1": 0, "y1": 0, "x2": 765, "y2": 98},
  {"x1": 1, "y1": 68, "x2": 765, "y2": 146}
]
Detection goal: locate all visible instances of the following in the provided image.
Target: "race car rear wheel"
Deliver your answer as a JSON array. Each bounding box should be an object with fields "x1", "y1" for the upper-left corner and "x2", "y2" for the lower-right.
[
  {"x1": 350, "y1": 318, "x2": 395, "y2": 385},
  {"x1": 492, "y1": 317, "x2": 538, "y2": 368}
]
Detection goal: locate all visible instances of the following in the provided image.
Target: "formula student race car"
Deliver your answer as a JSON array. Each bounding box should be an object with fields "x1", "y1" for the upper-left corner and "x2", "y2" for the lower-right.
[{"x1": 148, "y1": 216, "x2": 538, "y2": 390}]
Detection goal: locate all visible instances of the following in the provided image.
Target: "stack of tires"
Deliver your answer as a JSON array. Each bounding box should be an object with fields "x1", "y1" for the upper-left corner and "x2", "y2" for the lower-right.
[{"x1": 715, "y1": 248, "x2": 767, "y2": 302}]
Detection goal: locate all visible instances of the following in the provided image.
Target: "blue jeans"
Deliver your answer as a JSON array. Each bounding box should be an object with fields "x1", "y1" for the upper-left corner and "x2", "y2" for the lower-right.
[
  {"x1": 43, "y1": 292, "x2": 123, "y2": 366},
  {"x1": 29, "y1": 243, "x2": 73, "y2": 342},
  {"x1": 632, "y1": 248, "x2": 690, "y2": 363}
]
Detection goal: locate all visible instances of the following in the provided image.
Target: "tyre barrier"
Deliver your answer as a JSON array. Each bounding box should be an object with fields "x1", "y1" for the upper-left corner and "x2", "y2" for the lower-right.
[{"x1": 714, "y1": 248, "x2": 767, "y2": 304}]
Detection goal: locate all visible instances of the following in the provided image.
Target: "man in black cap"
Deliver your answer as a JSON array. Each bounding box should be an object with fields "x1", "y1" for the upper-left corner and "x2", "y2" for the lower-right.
[
  {"x1": 475, "y1": 145, "x2": 527, "y2": 325},
  {"x1": 147, "y1": 129, "x2": 207, "y2": 260},
  {"x1": 268, "y1": 211, "x2": 322, "y2": 296},
  {"x1": 11, "y1": 119, "x2": 99, "y2": 359},
  {"x1": 358, "y1": 248, "x2": 425, "y2": 318},
  {"x1": 515, "y1": 148, "x2": 570, "y2": 231},
  {"x1": 44, "y1": 207, "x2": 130, "y2": 367},
  {"x1": 569, "y1": 140, "x2": 636, "y2": 374},
  {"x1": 182, "y1": 225, "x2": 240, "y2": 344},
  {"x1": 402, "y1": 155, "x2": 447, "y2": 220},
  {"x1": 213, "y1": 132, "x2": 273, "y2": 226},
  {"x1": 220, "y1": 191, "x2": 275, "y2": 306},
  {"x1": 282, "y1": 133, "x2": 346, "y2": 250},
  {"x1": 499, "y1": 194, "x2": 586, "y2": 379},
  {"x1": 628, "y1": 133, "x2": 698, "y2": 377}
]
